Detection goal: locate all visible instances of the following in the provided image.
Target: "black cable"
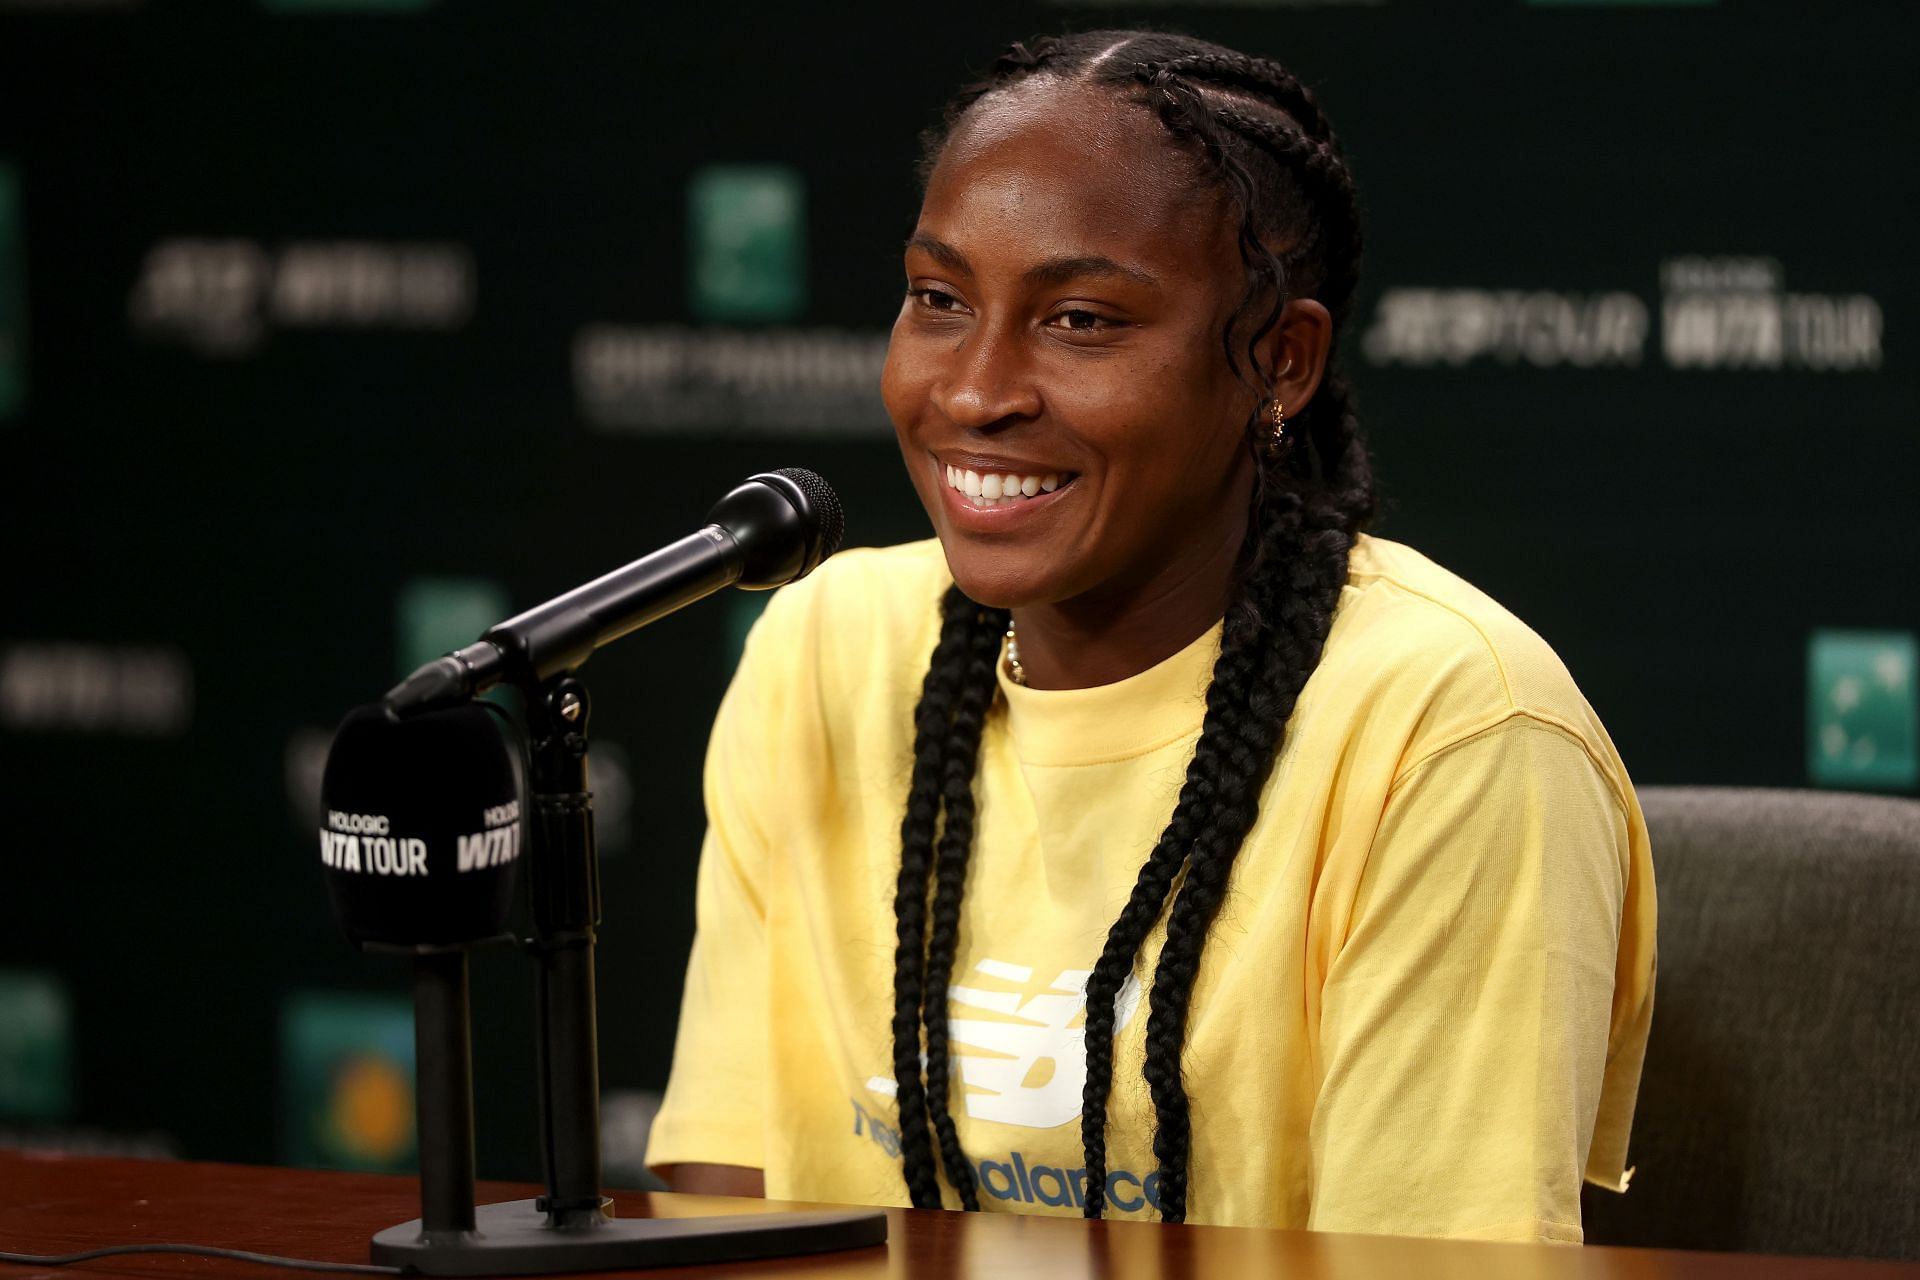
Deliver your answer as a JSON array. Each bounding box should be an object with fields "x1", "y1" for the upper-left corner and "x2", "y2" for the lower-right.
[{"x1": 0, "y1": 1243, "x2": 403, "y2": 1274}]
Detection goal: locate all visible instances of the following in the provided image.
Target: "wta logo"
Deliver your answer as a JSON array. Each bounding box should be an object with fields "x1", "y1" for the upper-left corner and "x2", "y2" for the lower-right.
[
  {"x1": 320, "y1": 811, "x2": 425, "y2": 878},
  {"x1": 317, "y1": 801, "x2": 520, "y2": 877},
  {"x1": 456, "y1": 801, "x2": 521, "y2": 872}
]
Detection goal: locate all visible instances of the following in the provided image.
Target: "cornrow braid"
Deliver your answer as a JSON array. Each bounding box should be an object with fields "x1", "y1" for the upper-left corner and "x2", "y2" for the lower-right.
[
  {"x1": 919, "y1": 37, "x2": 1064, "y2": 180},
  {"x1": 1158, "y1": 51, "x2": 1339, "y2": 147},
  {"x1": 894, "y1": 29, "x2": 1378, "y2": 1224},
  {"x1": 1208, "y1": 105, "x2": 1363, "y2": 321}
]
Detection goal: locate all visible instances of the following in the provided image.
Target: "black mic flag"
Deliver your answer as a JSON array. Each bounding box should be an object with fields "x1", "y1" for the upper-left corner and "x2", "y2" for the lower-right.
[
  {"x1": 386, "y1": 467, "x2": 844, "y2": 714},
  {"x1": 320, "y1": 699, "x2": 526, "y2": 950}
]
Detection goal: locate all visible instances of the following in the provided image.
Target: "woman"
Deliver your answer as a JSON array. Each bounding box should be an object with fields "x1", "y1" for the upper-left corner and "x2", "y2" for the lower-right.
[{"x1": 647, "y1": 30, "x2": 1655, "y2": 1243}]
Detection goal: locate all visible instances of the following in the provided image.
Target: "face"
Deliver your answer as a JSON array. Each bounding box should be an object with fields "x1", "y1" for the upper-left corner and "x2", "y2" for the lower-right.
[{"x1": 882, "y1": 80, "x2": 1262, "y2": 614}]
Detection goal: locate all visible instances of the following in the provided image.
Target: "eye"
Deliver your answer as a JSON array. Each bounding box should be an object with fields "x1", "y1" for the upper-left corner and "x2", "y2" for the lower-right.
[
  {"x1": 910, "y1": 287, "x2": 966, "y2": 314},
  {"x1": 1044, "y1": 307, "x2": 1122, "y2": 335}
]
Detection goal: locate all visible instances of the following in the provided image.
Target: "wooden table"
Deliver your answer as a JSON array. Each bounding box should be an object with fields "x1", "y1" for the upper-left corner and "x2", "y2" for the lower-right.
[{"x1": 3, "y1": 1154, "x2": 1917, "y2": 1279}]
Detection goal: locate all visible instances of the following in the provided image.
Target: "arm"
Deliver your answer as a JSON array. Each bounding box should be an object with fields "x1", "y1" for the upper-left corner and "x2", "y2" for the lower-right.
[
  {"x1": 664, "y1": 1164, "x2": 766, "y2": 1197},
  {"x1": 643, "y1": 595, "x2": 802, "y2": 1183},
  {"x1": 1308, "y1": 713, "x2": 1636, "y2": 1243}
]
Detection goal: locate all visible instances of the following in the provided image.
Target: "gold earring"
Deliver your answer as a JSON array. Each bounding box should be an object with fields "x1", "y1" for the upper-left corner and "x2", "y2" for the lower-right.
[{"x1": 1267, "y1": 399, "x2": 1287, "y2": 454}]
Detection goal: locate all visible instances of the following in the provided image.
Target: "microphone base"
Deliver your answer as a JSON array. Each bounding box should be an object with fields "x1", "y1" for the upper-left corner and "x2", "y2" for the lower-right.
[{"x1": 368, "y1": 1198, "x2": 888, "y2": 1275}]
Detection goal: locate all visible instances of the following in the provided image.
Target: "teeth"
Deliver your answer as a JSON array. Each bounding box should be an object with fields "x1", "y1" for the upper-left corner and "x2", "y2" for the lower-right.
[{"x1": 942, "y1": 466, "x2": 1068, "y2": 505}]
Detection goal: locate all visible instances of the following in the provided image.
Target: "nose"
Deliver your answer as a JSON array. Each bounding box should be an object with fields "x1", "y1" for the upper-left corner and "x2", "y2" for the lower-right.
[{"x1": 931, "y1": 323, "x2": 1042, "y2": 432}]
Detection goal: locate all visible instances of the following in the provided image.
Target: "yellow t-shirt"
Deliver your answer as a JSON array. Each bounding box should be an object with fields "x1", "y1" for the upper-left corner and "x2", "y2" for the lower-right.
[{"x1": 646, "y1": 535, "x2": 1656, "y2": 1244}]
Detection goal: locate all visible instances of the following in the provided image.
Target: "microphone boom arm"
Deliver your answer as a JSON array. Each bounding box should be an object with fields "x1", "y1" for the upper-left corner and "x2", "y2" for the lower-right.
[{"x1": 382, "y1": 467, "x2": 841, "y2": 716}]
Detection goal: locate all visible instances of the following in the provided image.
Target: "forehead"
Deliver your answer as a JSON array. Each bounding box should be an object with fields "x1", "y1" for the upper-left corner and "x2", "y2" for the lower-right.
[{"x1": 920, "y1": 79, "x2": 1233, "y2": 283}]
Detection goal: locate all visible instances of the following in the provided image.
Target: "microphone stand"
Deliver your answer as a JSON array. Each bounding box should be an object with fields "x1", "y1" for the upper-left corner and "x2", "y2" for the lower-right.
[{"x1": 367, "y1": 673, "x2": 887, "y2": 1275}]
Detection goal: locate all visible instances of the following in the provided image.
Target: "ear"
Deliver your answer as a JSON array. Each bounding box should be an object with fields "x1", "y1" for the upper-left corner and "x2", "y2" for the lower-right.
[{"x1": 1254, "y1": 298, "x2": 1333, "y2": 419}]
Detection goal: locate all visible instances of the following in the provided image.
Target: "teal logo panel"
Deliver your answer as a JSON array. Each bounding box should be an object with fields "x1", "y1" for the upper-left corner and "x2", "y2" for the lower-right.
[
  {"x1": 724, "y1": 591, "x2": 772, "y2": 674},
  {"x1": 0, "y1": 969, "x2": 70, "y2": 1121},
  {"x1": 280, "y1": 991, "x2": 416, "y2": 1172},
  {"x1": 687, "y1": 165, "x2": 807, "y2": 323},
  {"x1": 396, "y1": 576, "x2": 509, "y2": 677},
  {"x1": 1808, "y1": 630, "x2": 1917, "y2": 790}
]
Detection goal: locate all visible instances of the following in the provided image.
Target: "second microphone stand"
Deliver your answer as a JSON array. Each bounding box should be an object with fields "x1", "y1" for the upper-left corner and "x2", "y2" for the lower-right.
[{"x1": 368, "y1": 674, "x2": 887, "y2": 1275}]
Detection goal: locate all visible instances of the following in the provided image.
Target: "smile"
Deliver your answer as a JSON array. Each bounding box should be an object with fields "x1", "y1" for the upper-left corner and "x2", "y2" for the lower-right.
[{"x1": 943, "y1": 464, "x2": 1075, "y2": 508}]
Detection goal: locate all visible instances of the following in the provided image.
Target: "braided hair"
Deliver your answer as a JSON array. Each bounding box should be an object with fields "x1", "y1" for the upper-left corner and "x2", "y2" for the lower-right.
[{"x1": 890, "y1": 30, "x2": 1378, "y2": 1223}]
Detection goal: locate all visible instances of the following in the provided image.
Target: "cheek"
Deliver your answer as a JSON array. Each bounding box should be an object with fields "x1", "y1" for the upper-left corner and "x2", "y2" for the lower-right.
[
  {"x1": 880, "y1": 310, "x2": 926, "y2": 433},
  {"x1": 881, "y1": 327, "x2": 941, "y2": 512}
]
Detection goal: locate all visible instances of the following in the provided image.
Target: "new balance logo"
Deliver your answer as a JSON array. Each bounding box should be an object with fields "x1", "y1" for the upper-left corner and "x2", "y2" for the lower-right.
[{"x1": 867, "y1": 957, "x2": 1142, "y2": 1130}]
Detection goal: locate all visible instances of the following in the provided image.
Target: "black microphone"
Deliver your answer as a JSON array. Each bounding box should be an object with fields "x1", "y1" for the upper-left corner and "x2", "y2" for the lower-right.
[{"x1": 386, "y1": 467, "x2": 843, "y2": 712}]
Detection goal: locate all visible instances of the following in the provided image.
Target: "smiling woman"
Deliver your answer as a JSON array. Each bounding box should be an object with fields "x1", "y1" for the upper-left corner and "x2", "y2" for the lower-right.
[{"x1": 646, "y1": 30, "x2": 1657, "y2": 1243}]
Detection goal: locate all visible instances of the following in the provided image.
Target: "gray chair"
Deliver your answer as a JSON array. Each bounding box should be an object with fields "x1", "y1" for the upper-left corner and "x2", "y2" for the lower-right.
[{"x1": 1581, "y1": 786, "x2": 1920, "y2": 1260}]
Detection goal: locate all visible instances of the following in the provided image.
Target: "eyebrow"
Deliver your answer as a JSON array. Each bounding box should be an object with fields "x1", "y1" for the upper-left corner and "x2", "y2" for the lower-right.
[{"x1": 905, "y1": 235, "x2": 1159, "y2": 290}]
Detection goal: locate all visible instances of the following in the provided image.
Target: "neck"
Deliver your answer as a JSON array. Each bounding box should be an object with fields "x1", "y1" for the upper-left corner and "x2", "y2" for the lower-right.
[{"x1": 1009, "y1": 496, "x2": 1252, "y2": 691}]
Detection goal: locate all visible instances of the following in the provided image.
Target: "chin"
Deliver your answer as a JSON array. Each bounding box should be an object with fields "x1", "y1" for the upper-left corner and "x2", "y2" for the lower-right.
[{"x1": 935, "y1": 538, "x2": 1055, "y2": 611}]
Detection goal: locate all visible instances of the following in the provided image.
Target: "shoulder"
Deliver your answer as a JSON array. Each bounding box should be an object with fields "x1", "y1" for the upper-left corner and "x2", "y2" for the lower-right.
[
  {"x1": 737, "y1": 537, "x2": 952, "y2": 723},
  {"x1": 1316, "y1": 535, "x2": 1631, "y2": 805},
  {"x1": 750, "y1": 537, "x2": 950, "y2": 652}
]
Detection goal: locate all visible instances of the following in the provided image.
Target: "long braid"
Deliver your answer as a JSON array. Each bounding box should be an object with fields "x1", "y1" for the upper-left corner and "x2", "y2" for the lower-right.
[
  {"x1": 919, "y1": 604, "x2": 1006, "y2": 1210},
  {"x1": 1141, "y1": 478, "x2": 1351, "y2": 1221},
  {"x1": 1078, "y1": 755, "x2": 1214, "y2": 1213},
  {"x1": 895, "y1": 29, "x2": 1378, "y2": 1223},
  {"x1": 890, "y1": 588, "x2": 995, "y2": 1208}
]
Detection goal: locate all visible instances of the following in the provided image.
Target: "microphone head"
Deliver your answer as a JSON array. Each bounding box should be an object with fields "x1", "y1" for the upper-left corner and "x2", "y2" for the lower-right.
[
  {"x1": 318, "y1": 700, "x2": 526, "y2": 950},
  {"x1": 710, "y1": 467, "x2": 845, "y2": 590}
]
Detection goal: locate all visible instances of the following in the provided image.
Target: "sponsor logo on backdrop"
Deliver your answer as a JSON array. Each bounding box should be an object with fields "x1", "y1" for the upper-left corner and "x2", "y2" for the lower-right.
[
  {"x1": 281, "y1": 990, "x2": 416, "y2": 1172},
  {"x1": 725, "y1": 593, "x2": 772, "y2": 672},
  {"x1": 396, "y1": 576, "x2": 508, "y2": 677},
  {"x1": 574, "y1": 324, "x2": 891, "y2": 434},
  {"x1": 0, "y1": 970, "x2": 71, "y2": 1121},
  {"x1": 1808, "y1": 630, "x2": 1917, "y2": 791},
  {"x1": 0, "y1": 642, "x2": 191, "y2": 735},
  {"x1": 129, "y1": 238, "x2": 472, "y2": 356},
  {"x1": 600, "y1": 1089, "x2": 666, "y2": 1190},
  {"x1": 688, "y1": 165, "x2": 807, "y2": 324},
  {"x1": 1363, "y1": 257, "x2": 1882, "y2": 372},
  {"x1": 586, "y1": 740, "x2": 632, "y2": 858},
  {"x1": 0, "y1": 163, "x2": 24, "y2": 420},
  {"x1": 1364, "y1": 288, "x2": 1648, "y2": 368},
  {"x1": 1660, "y1": 257, "x2": 1881, "y2": 371},
  {"x1": 580, "y1": 164, "x2": 890, "y2": 435}
]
